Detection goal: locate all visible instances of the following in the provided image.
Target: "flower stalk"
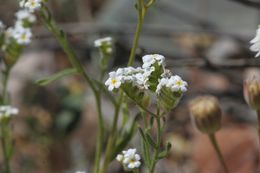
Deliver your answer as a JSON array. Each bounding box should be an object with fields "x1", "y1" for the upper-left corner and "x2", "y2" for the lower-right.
[
  {"x1": 208, "y1": 133, "x2": 229, "y2": 173},
  {"x1": 257, "y1": 109, "x2": 260, "y2": 147}
]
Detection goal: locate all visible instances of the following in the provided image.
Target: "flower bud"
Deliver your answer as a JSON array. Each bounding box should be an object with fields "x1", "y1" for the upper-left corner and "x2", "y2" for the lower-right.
[
  {"x1": 189, "y1": 96, "x2": 221, "y2": 134},
  {"x1": 243, "y1": 69, "x2": 260, "y2": 110}
]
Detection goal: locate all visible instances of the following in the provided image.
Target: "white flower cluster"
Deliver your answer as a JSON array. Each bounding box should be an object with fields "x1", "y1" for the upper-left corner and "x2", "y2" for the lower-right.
[
  {"x1": 105, "y1": 66, "x2": 154, "y2": 91},
  {"x1": 156, "y1": 75, "x2": 188, "y2": 94},
  {"x1": 116, "y1": 148, "x2": 141, "y2": 170},
  {"x1": 142, "y1": 54, "x2": 165, "y2": 68},
  {"x1": 1, "y1": 3, "x2": 38, "y2": 48},
  {"x1": 250, "y1": 25, "x2": 260, "y2": 57},
  {"x1": 75, "y1": 171, "x2": 85, "y2": 173},
  {"x1": 94, "y1": 37, "x2": 112, "y2": 47},
  {"x1": 20, "y1": 0, "x2": 43, "y2": 12},
  {"x1": 105, "y1": 54, "x2": 187, "y2": 94},
  {"x1": 94, "y1": 37, "x2": 113, "y2": 54},
  {"x1": 0, "y1": 105, "x2": 19, "y2": 120}
]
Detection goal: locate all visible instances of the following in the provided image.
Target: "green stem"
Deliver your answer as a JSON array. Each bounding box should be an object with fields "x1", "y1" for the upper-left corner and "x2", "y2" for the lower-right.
[
  {"x1": 1, "y1": 68, "x2": 11, "y2": 173},
  {"x1": 100, "y1": 95, "x2": 123, "y2": 173},
  {"x1": 150, "y1": 109, "x2": 161, "y2": 173},
  {"x1": 208, "y1": 133, "x2": 229, "y2": 173},
  {"x1": 133, "y1": 169, "x2": 139, "y2": 173},
  {"x1": 93, "y1": 93, "x2": 105, "y2": 173},
  {"x1": 40, "y1": 6, "x2": 97, "y2": 93},
  {"x1": 1, "y1": 124, "x2": 10, "y2": 173},
  {"x1": 100, "y1": 2, "x2": 150, "y2": 172},
  {"x1": 127, "y1": 1, "x2": 146, "y2": 66},
  {"x1": 2, "y1": 69, "x2": 10, "y2": 105},
  {"x1": 40, "y1": 7, "x2": 106, "y2": 173}
]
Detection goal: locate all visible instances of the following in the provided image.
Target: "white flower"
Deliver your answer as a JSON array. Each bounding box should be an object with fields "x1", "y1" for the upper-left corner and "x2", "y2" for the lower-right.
[
  {"x1": 105, "y1": 71, "x2": 123, "y2": 91},
  {"x1": 75, "y1": 171, "x2": 85, "y2": 173},
  {"x1": 19, "y1": 0, "x2": 26, "y2": 7},
  {"x1": 133, "y1": 73, "x2": 150, "y2": 89},
  {"x1": 117, "y1": 148, "x2": 141, "y2": 170},
  {"x1": 24, "y1": 0, "x2": 42, "y2": 12},
  {"x1": 13, "y1": 27, "x2": 32, "y2": 45},
  {"x1": 170, "y1": 75, "x2": 188, "y2": 92},
  {"x1": 116, "y1": 154, "x2": 124, "y2": 162},
  {"x1": 16, "y1": 9, "x2": 36, "y2": 23},
  {"x1": 250, "y1": 25, "x2": 260, "y2": 57},
  {"x1": 94, "y1": 37, "x2": 112, "y2": 47},
  {"x1": 156, "y1": 75, "x2": 188, "y2": 93},
  {"x1": 142, "y1": 54, "x2": 165, "y2": 69},
  {"x1": 0, "y1": 105, "x2": 19, "y2": 120}
]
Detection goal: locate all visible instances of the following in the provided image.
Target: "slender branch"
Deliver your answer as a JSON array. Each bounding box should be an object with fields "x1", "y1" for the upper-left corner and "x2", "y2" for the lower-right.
[
  {"x1": 2, "y1": 69, "x2": 10, "y2": 105},
  {"x1": 127, "y1": 0, "x2": 146, "y2": 66},
  {"x1": 39, "y1": 6, "x2": 97, "y2": 93},
  {"x1": 93, "y1": 93, "x2": 104, "y2": 173},
  {"x1": 1, "y1": 124, "x2": 10, "y2": 173},
  {"x1": 208, "y1": 133, "x2": 229, "y2": 173},
  {"x1": 150, "y1": 108, "x2": 161, "y2": 173},
  {"x1": 100, "y1": 94, "x2": 123, "y2": 173}
]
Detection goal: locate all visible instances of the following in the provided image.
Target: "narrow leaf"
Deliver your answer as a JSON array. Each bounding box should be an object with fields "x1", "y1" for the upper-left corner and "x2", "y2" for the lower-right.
[
  {"x1": 36, "y1": 68, "x2": 78, "y2": 86},
  {"x1": 157, "y1": 142, "x2": 172, "y2": 160},
  {"x1": 145, "y1": 133, "x2": 157, "y2": 149}
]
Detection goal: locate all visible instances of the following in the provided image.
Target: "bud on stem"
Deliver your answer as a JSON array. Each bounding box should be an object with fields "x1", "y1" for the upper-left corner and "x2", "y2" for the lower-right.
[{"x1": 189, "y1": 96, "x2": 229, "y2": 173}]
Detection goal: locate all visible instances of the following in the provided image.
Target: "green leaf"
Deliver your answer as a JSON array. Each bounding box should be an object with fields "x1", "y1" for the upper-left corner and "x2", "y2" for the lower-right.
[
  {"x1": 157, "y1": 142, "x2": 172, "y2": 160},
  {"x1": 145, "y1": 133, "x2": 156, "y2": 149},
  {"x1": 36, "y1": 68, "x2": 79, "y2": 86},
  {"x1": 110, "y1": 113, "x2": 140, "y2": 160}
]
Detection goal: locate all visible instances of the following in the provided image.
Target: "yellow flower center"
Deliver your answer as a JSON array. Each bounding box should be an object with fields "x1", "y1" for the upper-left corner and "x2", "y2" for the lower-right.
[
  {"x1": 21, "y1": 34, "x2": 27, "y2": 40},
  {"x1": 111, "y1": 79, "x2": 117, "y2": 85},
  {"x1": 176, "y1": 80, "x2": 183, "y2": 86}
]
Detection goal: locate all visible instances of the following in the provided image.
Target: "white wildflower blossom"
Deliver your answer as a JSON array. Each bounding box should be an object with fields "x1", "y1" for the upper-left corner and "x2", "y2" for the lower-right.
[
  {"x1": 250, "y1": 25, "x2": 260, "y2": 57},
  {"x1": 0, "y1": 105, "x2": 19, "y2": 120},
  {"x1": 19, "y1": 0, "x2": 26, "y2": 7},
  {"x1": 156, "y1": 75, "x2": 188, "y2": 93},
  {"x1": 75, "y1": 171, "x2": 85, "y2": 173},
  {"x1": 16, "y1": 9, "x2": 36, "y2": 23},
  {"x1": 13, "y1": 27, "x2": 32, "y2": 45},
  {"x1": 24, "y1": 0, "x2": 42, "y2": 12},
  {"x1": 94, "y1": 37, "x2": 112, "y2": 47},
  {"x1": 105, "y1": 71, "x2": 123, "y2": 91},
  {"x1": 117, "y1": 148, "x2": 141, "y2": 170},
  {"x1": 116, "y1": 154, "x2": 124, "y2": 162},
  {"x1": 142, "y1": 54, "x2": 165, "y2": 69},
  {"x1": 169, "y1": 75, "x2": 188, "y2": 92},
  {"x1": 133, "y1": 73, "x2": 149, "y2": 89}
]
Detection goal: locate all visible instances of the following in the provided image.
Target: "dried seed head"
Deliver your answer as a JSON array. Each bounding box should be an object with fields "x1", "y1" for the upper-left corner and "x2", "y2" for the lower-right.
[
  {"x1": 189, "y1": 95, "x2": 221, "y2": 134},
  {"x1": 244, "y1": 69, "x2": 260, "y2": 110}
]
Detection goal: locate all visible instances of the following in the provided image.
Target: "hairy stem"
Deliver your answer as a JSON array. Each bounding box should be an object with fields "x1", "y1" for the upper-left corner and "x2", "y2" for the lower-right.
[
  {"x1": 1, "y1": 124, "x2": 10, "y2": 173},
  {"x1": 150, "y1": 109, "x2": 161, "y2": 173},
  {"x1": 2, "y1": 69, "x2": 10, "y2": 105},
  {"x1": 127, "y1": 1, "x2": 146, "y2": 66},
  {"x1": 40, "y1": 6, "x2": 106, "y2": 173},
  {"x1": 208, "y1": 133, "x2": 229, "y2": 173},
  {"x1": 100, "y1": 1, "x2": 150, "y2": 172},
  {"x1": 100, "y1": 95, "x2": 123, "y2": 173}
]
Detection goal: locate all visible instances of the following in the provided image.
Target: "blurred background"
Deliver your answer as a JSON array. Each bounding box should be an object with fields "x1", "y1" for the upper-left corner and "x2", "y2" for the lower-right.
[{"x1": 1, "y1": 0, "x2": 260, "y2": 172}]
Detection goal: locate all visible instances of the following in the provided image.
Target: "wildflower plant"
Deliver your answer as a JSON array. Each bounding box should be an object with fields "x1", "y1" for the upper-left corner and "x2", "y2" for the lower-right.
[{"x1": 0, "y1": 0, "x2": 187, "y2": 172}]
